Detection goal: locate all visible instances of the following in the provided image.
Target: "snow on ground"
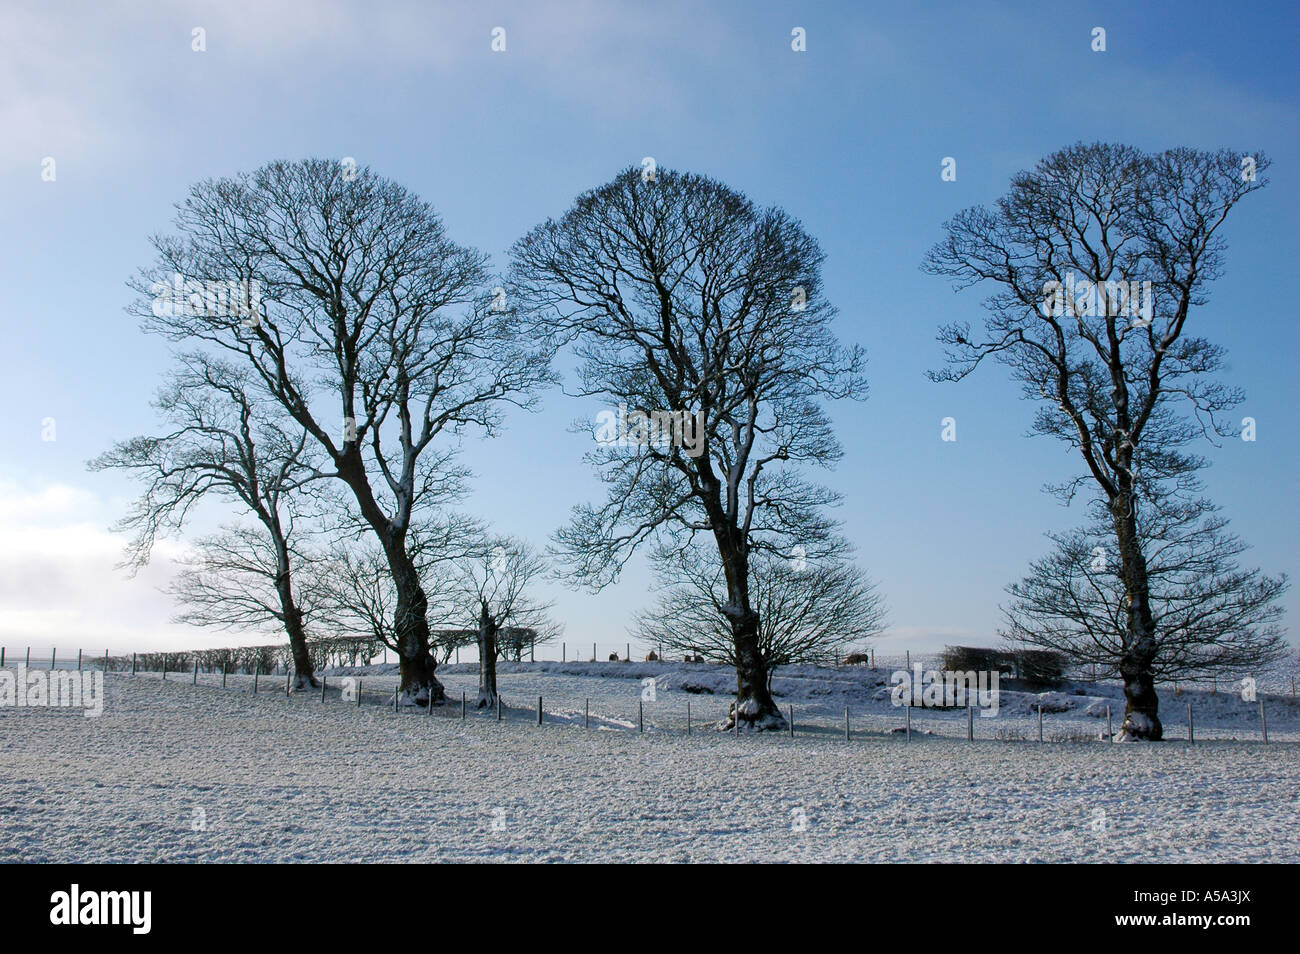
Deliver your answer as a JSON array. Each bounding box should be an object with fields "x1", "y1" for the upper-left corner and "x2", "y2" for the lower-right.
[
  {"x1": 1, "y1": 665, "x2": 1297, "y2": 862},
  {"x1": 341, "y1": 659, "x2": 1300, "y2": 742}
]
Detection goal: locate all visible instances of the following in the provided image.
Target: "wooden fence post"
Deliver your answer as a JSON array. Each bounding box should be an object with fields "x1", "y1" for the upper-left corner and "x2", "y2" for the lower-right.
[
  {"x1": 905, "y1": 701, "x2": 911, "y2": 741},
  {"x1": 967, "y1": 704, "x2": 974, "y2": 742},
  {"x1": 686, "y1": 700, "x2": 690, "y2": 736},
  {"x1": 194, "y1": 660, "x2": 199, "y2": 685},
  {"x1": 1106, "y1": 705, "x2": 1112, "y2": 742},
  {"x1": 585, "y1": 698, "x2": 589, "y2": 729},
  {"x1": 1260, "y1": 699, "x2": 1268, "y2": 743},
  {"x1": 1187, "y1": 702, "x2": 1194, "y2": 743},
  {"x1": 321, "y1": 676, "x2": 326, "y2": 702},
  {"x1": 497, "y1": 694, "x2": 502, "y2": 721},
  {"x1": 844, "y1": 707, "x2": 850, "y2": 741},
  {"x1": 356, "y1": 679, "x2": 362, "y2": 707},
  {"x1": 537, "y1": 695, "x2": 543, "y2": 726},
  {"x1": 132, "y1": 652, "x2": 138, "y2": 676},
  {"x1": 788, "y1": 705, "x2": 794, "y2": 738},
  {"x1": 1038, "y1": 704, "x2": 1043, "y2": 742},
  {"x1": 78, "y1": 649, "x2": 82, "y2": 671},
  {"x1": 638, "y1": 700, "x2": 643, "y2": 733},
  {"x1": 460, "y1": 691, "x2": 465, "y2": 720}
]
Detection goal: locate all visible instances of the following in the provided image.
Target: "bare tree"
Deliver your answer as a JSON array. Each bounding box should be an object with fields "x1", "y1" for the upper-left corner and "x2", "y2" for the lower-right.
[
  {"x1": 923, "y1": 143, "x2": 1267, "y2": 739},
  {"x1": 454, "y1": 538, "x2": 560, "y2": 708},
  {"x1": 306, "y1": 517, "x2": 481, "y2": 660},
  {"x1": 428, "y1": 627, "x2": 479, "y2": 667},
  {"x1": 90, "y1": 353, "x2": 324, "y2": 688},
  {"x1": 132, "y1": 159, "x2": 554, "y2": 706},
  {"x1": 166, "y1": 524, "x2": 325, "y2": 684},
  {"x1": 493, "y1": 626, "x2": 558, "y2": 663},
  {"x1": 635, "y1": 546, "x2": 887, "y2": 682},
  {"x1": 1003, "y1": 494, "x2": 1288, "y2": 682},
  {"x1": 510, "y1": 167, "x2": 866, "y2": 730}
]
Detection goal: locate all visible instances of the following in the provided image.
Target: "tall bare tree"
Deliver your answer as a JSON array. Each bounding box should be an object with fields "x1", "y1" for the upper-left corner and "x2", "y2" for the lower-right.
[
  {"x1": 90, "y1": 353, "x2": 324, "y2": 687},
  {"x1": 1003, "y1": 493, "x2": 1287, "y2": 682},
  {"x1": 511, "y1": 167, "x2": 866, "y2": 729},
  {"x1": 635, "y1": 546, "x2": 887, "y2": 680},
  {"x1": 924, "y1": 143, "x2": 1268, "y2": 739},
  {"x1": 454, "y1": 537, "x2": 559, "y2": 708},
  {"x1": 132, "y1": 159, "x2": 554, "y2": 706}
]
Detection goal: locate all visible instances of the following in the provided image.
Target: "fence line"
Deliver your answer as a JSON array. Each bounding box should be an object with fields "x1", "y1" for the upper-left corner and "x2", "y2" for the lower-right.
[{"x1": 71, "y1": 662, "x2": 1290, "y2": 747}]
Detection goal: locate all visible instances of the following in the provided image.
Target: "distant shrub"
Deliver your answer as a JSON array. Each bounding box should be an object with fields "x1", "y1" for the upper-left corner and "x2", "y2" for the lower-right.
[
  {"x1": 843, "y1": 652, "x2": 870, "y2": 666},
  {"x1": 940, "y1": 646, "x2": 1066, "y2": 688},
  {"x1": 940, "y1": 646, "x2": 1012, "y2": 676},
  {"x1": 1012, "y1": 649, "x2": 1068, "y2": 689}
]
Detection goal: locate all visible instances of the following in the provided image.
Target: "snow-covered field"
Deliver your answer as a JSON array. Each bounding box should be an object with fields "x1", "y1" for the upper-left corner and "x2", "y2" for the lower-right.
[
  {"x1": 416, "y1": 659, "x2": 1300, "y2": 742},
  {"x1": 1, "y1": 663, "x2": 1297, "y2": 862}
]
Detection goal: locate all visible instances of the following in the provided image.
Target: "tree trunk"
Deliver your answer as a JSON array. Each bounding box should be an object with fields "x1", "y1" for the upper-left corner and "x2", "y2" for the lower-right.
[
  {"x1": 1114, "y1": 495, "x2": 1162, "y2": 740},
  {"x1": 284, "y1": 606, "x2": 317, "y2": 690},
  {"x1": 726, "y1": 607, "x2": 785, "y2": 731},
  {"x1": 712, "y1": 527, "x2": 785, "y2": 732},
  {"x1": 273, "y1": 541, "x2": 317, "y2": 690},
  {"x1": 335, "y1": 454, "x2": 443, "y2": 707},
  {"x1": 1118, "y1": 646, "x2": 1161, "y2": 740},
  {"x1": 389, "y1": 549, "x2": 445, "y2": 708},
  {"x1": 476, "y1": 603, "x2": 499, "y2": 708}
]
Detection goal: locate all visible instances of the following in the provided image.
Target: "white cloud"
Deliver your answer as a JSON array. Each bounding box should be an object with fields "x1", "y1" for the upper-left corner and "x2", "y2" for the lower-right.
[{"x1": 0, "y1": 478, "x2": 207, "y2": 653}]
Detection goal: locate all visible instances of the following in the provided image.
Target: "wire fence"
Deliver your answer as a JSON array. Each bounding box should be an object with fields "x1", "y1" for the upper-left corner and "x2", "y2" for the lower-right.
[
  {"x1": 5, "y1": 642, "x2": 1296, "y2": 744},
  {"x1": 49, "y1": 657, "x2": 1291, "y2": 746},
  {"x1": 0, "y1": 639, "x2": 706, "y2": 674}
]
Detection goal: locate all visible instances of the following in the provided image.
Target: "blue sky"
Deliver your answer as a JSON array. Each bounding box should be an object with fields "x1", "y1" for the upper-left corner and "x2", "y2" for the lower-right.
[{"x1": 0, "y1": 0, "x2": 1296, "y2": 660}]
